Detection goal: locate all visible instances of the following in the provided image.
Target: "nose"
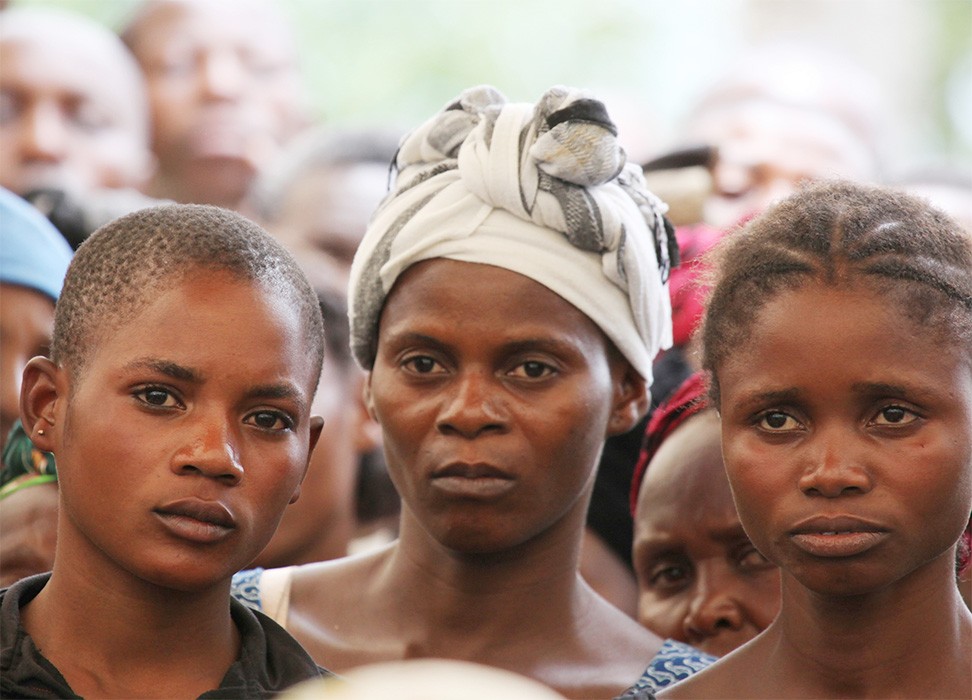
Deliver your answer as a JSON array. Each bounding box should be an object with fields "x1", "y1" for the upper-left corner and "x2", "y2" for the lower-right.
[
  {"x1": 199, "y1": 49, "x2": 246, "y2": 101},
  {"x1": 682, "y1": 561, "x2": 745, "y2": 645},
  {"x1": 798, "y1": 428, "x2": 872, "y2": 498},
  {"x1": 19, "y1": 101, "x2": 68, "y2": 163},
  {"x1": 172, "y1": 412, "x2": 244, "y2": 485},
  {"x1": 436, "y1": 370, "x2": 507, "y2": 439}
]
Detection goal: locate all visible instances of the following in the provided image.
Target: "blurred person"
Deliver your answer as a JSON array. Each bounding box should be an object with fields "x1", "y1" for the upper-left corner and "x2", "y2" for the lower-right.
[
  {"x1": 631, "y1": 373, "x2": 780, "y2": 657},
  {"x1": 894, "y1": 165, "x2": 972, "y2": 238},
  {"x1": 0, "y1": 6, "x2": 155, "y2": 242},
  {"x1": 0, "y1": 187, "x2": 71, "y2": 588},
  {"x1": 284, "y1": 659, "x2": 566, "y2": 700},
  {"x1": 251, "y1": 125, "x2": 401, "y2": 298},
  {"x1": 678, "y1": 42, "x2": 885, "y2": 232},
  {"x1": 121, "y1": 0, "x2": 310, "y2": 212}
]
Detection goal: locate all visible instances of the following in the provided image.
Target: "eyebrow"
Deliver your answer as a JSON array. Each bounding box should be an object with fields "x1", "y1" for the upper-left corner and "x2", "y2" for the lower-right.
[
  {"x1": 243, "y1": 383, "x2": 308, "y2": 415},
  {"x1": 124, "y1": 357, "x2": 201, "y2": 382}
]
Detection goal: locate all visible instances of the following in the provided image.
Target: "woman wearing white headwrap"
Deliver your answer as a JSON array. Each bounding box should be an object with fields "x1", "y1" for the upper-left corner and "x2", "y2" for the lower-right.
[{"x1": 231, "y1": 86, "x2": 712, "y2": 699}]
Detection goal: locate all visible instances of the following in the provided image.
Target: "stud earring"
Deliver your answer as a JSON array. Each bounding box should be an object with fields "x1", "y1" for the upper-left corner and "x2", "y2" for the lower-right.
[{"x1": 36, "y1": 429, "x2": 45, "y2": 436}]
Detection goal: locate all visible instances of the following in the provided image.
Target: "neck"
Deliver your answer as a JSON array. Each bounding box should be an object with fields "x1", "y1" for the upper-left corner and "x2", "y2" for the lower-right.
[
  {"x1": 22, "y1": 557, "x2": 239, "y2": 697},
  {"x1": 379, "y1": 506, "x2": 594, "y2": 640},
  {"x1": 769, "y1": 554, "x2": 972, "y2": 696}
]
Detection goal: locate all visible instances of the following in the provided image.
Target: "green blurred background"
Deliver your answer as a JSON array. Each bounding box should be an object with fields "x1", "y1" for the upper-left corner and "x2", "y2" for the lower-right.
[{"x1": 12, "y1": 0, "x2": 972, "y2": 168}]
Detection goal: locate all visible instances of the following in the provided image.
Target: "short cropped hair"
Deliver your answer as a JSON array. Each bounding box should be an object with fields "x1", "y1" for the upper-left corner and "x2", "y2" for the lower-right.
[
  {"x1": 52, "y1": 204, "x2": 325, "y2": 381},
  {"x1": 701, "y1": 179, "x2": 972, "y2": 404}
]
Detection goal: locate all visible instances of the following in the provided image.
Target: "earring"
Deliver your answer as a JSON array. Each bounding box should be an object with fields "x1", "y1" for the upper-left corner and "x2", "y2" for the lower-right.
[{"x1": 36, "y1": 429, "x2": 45, "y2": 436}]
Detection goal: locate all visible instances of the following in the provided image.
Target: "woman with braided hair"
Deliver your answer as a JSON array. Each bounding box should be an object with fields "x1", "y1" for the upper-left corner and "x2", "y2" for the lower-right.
[
  {"x1": 659, "y1": 180, "x2": 972, "y2": 699},
  {"x1": 231, "y1": 85, "x2": 713, "y2": 699}
]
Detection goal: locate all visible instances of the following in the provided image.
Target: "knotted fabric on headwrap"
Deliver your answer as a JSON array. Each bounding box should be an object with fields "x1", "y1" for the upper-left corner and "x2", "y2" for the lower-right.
[{"x1": 348, "y1": 85, "x2": 676, "y2": 382}]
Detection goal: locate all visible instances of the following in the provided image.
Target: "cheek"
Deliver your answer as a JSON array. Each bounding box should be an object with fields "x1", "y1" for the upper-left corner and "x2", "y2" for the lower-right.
[{"x1": 638, "y1": 594, "x2": 686, "y2": 638}]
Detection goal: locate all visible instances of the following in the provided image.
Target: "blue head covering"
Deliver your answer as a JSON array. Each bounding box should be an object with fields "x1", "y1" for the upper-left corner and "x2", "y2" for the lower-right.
[{"x1": 0, "y1": 187, "x2": 73, "y2": 301}]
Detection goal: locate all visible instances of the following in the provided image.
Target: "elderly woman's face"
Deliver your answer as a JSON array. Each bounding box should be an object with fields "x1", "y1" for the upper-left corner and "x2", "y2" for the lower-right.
[{"x1": 367, "y1": 258, "x2": 643, "y2": 554}]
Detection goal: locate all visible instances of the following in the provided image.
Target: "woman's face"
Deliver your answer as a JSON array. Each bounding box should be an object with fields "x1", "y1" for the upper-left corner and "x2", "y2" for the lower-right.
[
  {"x1": 633, "y1": 411, "x2": 780, "y2": 657},
  {"x1": 367, "y1": 259, "x2": 645, "y2": 554},
  {"x1": 716, "y1": 281, "x2": 972, "y2": 598}
]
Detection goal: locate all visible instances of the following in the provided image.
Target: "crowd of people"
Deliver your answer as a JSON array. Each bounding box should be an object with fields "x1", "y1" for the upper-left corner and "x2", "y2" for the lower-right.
[{"x1": 1, "y1": 1, "x2": 970, "y2": 698}]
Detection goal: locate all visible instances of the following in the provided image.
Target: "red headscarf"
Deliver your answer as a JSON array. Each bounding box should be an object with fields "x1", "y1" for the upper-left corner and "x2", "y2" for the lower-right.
[{"x1": 630, "y1": 372, "x2": 710, "y2": 514}]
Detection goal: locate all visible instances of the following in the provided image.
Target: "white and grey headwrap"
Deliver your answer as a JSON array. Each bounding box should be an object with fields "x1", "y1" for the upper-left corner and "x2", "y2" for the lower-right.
[{"x1": 348, "y1": 85, "x2": 676, "y2": 383}]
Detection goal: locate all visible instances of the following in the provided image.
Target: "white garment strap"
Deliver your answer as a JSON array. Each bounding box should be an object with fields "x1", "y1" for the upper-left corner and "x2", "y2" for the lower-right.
[{"x1": 259, "y1": 565, "x2": 296, "y2": 627}]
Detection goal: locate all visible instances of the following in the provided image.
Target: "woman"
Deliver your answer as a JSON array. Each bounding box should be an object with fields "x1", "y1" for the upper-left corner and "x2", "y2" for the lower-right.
[
  {"x1": 659, "y1": 180, "x2": 972, "y2": 698},
  {"x1": 234, "y1": 85, "x2": 712, "y2": 699}
]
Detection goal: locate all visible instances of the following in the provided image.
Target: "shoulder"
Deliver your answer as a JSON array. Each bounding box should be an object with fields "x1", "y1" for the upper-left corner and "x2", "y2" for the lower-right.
[{"x1": 1, "y1": 574, "x2": 77, "y2": 699}]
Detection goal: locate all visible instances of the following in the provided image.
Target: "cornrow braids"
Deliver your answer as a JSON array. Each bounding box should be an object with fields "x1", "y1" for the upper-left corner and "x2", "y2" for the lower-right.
[
  {"x1": 701, "y1": 179, "x2": 972, "y2": 405},
  {"x1": 52, "y1": 204, "x2": 324, "y2": 381}
]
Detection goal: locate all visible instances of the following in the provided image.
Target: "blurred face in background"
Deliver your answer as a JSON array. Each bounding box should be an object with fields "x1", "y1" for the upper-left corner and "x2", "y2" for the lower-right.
[
  {"x1": 687, "y1": 99, "x2": 875, "y2": 231},
  {"x1": 0, "y1": 10, "x2": 153, "y2": 198},
  {"x1": 124, "y1": 0, "x2": 308, "y2": 209},
  {"x1": 633, "y1": 410, "x2": 780, "y2": 657},
  {"x1": 268, "y1": 163, "x2": 389, "y2": 298}
]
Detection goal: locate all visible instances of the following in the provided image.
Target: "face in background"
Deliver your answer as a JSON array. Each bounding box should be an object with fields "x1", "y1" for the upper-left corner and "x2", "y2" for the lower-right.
[
  {"x1": 24, "y1": 272, "x2": 322, "y2": 591},
  {"x1": 0, "y1": 283, "x2": 55, "y2": 450},
  {"x1": 366, "y1": 259, "x2": 645, "y2": 555},
  {"x1": 633, "y1": 410, "x2": 780, "y2": 657},
  {"x1": 267, "y1": 162, "x2": 389, "y2": 298},
  {"x1": 0, "y1": 10, "x2": 153, "y2": 198},
  {"x1": 687, "y1": 100, "x2": 875, "y2": 232},
  {"x1": 717, "y1": 281, "x2": 972, "y2": 599},
  {"x1": 124, "y1": 0, "x2": 307, "y2": 210}
]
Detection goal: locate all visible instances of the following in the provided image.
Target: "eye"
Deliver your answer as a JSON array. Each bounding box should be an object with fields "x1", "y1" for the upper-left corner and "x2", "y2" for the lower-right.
[
  {"x1": 71, "y1": 101, "x2": 111, "y2": 131},
  {"x1": 756, "y1": 410, "x2": 802, "y2": 432},
  {"x1": 871, "y1": 404, "x2": 919, "y2": 427},
  {"x1": 244, "y1": 410, "x2": 294, "y2": 432},
  {"x1": 734, "y1": 543, "x2": 774, "y2": 572},
  {"x1": 646, "y1": 560, "x2": 692, "y2": 591},
  {"x1": 402, "y1": 355, "x2": 442, "y2": 375},
  {"x1": 133, "y1": 386, "x2": 182, "y2": 409},
  {"x1": 508, "y1": 360, "x2": 556, "y2": 380}
]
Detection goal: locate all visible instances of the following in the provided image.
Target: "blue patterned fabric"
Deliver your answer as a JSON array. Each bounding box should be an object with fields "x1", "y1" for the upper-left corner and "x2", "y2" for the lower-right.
[
  {"x1": 231, "y1": 567, "x2": 265, "y2": 612},
  {"x1": 616, "y1": 639, "x2": 715, "y2": 698}
]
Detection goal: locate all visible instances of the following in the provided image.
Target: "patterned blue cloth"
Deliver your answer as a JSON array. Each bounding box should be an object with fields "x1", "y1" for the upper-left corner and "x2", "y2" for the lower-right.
[
  {"x1": 231, "y1": 567, "x2": 264, "y2": 612},
  {"x1": 617, "y1": 639, "x2": 715, "y2": 697}
]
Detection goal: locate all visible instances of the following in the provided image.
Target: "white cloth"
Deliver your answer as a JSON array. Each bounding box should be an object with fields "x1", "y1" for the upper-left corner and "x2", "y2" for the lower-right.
[{"x1": 349, "y1": 85, "x2": 674, "y2": 382}]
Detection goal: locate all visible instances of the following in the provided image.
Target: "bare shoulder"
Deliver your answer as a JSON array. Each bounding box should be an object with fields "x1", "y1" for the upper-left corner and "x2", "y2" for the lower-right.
[
  {"x1": 657, "y1": 640, "x2": 767, "y2": 699},
  {"x1": 285, "y1": 544, "x2": 398, "y2": 670}
]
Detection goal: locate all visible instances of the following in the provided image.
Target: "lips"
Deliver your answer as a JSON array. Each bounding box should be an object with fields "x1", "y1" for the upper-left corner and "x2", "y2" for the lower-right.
[
  {"x1": 788, "y1": 516, "x2": 888, "y2": 558},
  {"x1": 154, "y1": 498, "x2": 236, "y2": 544},
  {"x1": 430, "y1": 462, "x2": 515, "y2": 499}
]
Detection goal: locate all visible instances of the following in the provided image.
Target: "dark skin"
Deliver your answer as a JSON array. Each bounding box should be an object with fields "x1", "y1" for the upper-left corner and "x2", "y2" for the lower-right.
[
  {"x1": 661, "y1": 282, "x2": 972, "y2": 699},
  {"x1": 283, "y1": 259, "x2": 662, "y2": 699},
  {"x1": 18, "y1": 273, "x2": 323, "y2": 698}
]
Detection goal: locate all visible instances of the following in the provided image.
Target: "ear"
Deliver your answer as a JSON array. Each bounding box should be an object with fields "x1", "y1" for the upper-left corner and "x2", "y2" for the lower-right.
[
  {"x1": 362, "y1": 372, "x2": 378, "y2": 423},
  {"x1": 606, "y1": 361, "x2": 649, "y2": 438},
  {"x1": 350, "y1": 372, "x2": 382, "y2": 454},
  {"x1": 20, "y1": 357, "x2": 64, "y2": 453},
  {"x1": 291, "y1": 415, "x2": 325, "y2": 504}
]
